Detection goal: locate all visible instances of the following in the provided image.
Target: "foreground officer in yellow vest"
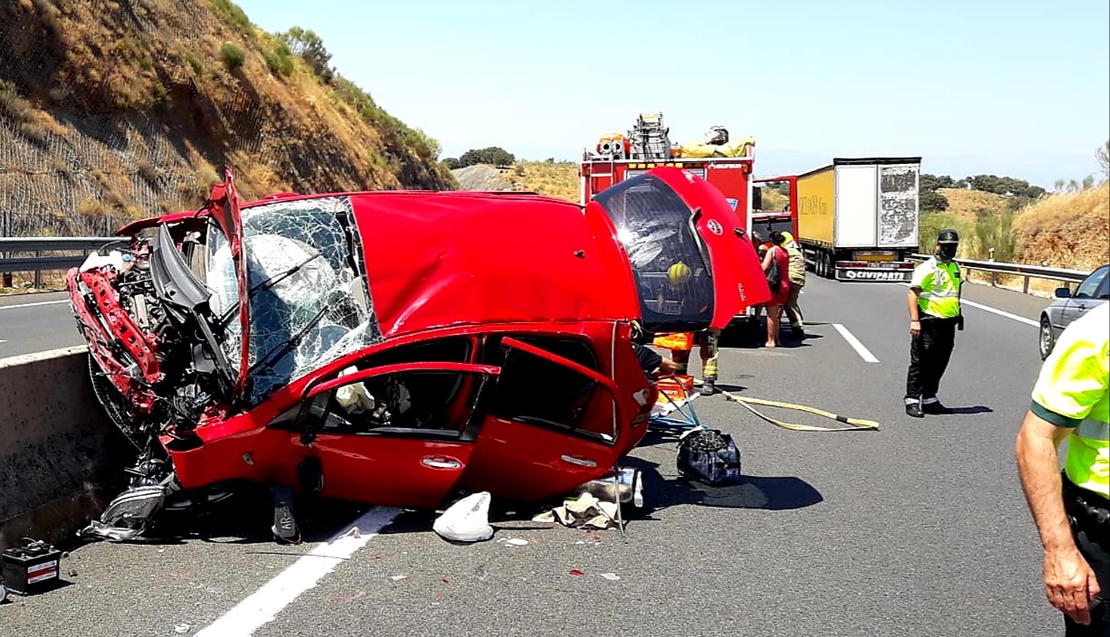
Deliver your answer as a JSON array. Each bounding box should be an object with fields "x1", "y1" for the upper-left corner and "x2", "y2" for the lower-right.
[
  {"x1": 904, "y1": 228, "x2": 964, "y2": 418},
  {"x1": 1016, "y1": 300, "x2": 1109, "y2": 635}
]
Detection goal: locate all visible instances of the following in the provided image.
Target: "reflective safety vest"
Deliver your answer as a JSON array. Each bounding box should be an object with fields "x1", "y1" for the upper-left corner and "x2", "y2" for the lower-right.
[
  {"x1": 653, "y1": 332, "x2": 695, "y2": 351},
  {"x1": 786, "y1": 246, "x2": 806, "y2": 286},
  {"x1": 911, "y1": 257, "x2": 961, "y2": 319},
  {"x1": 1031, "y1": 301, "x2": 1110, "y2": 499}
]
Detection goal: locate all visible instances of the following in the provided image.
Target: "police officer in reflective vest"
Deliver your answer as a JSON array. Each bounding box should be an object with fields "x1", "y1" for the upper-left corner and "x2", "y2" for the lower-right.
[
  {"x1": 904, "y1": 228, "x2": 963, "y2": 418},
  {"x1": 1016, "y1": 301, "x2": 1109, "y2": 635}
]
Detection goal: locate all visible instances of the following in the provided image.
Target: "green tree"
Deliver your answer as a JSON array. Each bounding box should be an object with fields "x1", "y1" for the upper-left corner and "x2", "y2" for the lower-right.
[
  {"x1": 219, "y1": 42, "x2": 245, "y2": 72},
  {"x1": 920, "y1": 174, "x2": 956, "y2": 191},
  {"x1": 919, "y1": 173, "x2": 951, "y2": 211},
  {"x1": 921, "y1": 189, "x2": 949, "y2": 211},
  {"x1": 458, "y1": 146, "x2": 516, "y2": 168},
  {"x1": 279, "y1": 27, "x2": 333, "y2": 82}
]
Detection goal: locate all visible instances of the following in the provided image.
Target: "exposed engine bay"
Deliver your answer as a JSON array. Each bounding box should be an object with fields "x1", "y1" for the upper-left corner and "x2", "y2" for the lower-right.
[{"x1": 73, "y1": 227, "x2": 228, "y2": 449}]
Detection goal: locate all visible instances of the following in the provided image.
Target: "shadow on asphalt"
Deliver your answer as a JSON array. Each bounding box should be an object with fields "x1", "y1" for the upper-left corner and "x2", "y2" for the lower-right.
[
  {"x1": 718, "y1": 321, "x2": 822, "y2": 351},
  {"x1": 942, "y1": 405, "x2": 994, "y2": 415},
  {"x1": 624, "y1": 456, "x2": 823, "y2": 513}
]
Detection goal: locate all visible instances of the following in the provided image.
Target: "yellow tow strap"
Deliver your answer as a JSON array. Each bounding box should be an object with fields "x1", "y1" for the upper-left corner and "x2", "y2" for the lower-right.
[{"x1": 721, "y1": 391, "x2": 881, "y2": 432}]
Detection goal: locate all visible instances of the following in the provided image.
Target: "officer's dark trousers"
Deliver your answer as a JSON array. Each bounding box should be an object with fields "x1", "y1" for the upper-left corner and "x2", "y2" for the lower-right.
[
  {"x1": 905, "y1": 316, "x2": 958, "y2": 403},
  {"x1": 1063, "y1": 477, "x2": 1109, "y2": 636}
]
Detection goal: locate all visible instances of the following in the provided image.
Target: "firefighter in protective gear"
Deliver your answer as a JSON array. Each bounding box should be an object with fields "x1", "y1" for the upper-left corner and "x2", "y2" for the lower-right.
[
  {"x1": 904, "y1": 228, "x2": 963, "y2": 418},
  {"x1": 652, "y1": 261, "x2": 722, "y2": 396},
  {"x1": 1016, "y1": 301, "x2": 1109, "y2": 634},
  {"x1": 779, "y1": 231, "x2": 806, "y2": 337}
]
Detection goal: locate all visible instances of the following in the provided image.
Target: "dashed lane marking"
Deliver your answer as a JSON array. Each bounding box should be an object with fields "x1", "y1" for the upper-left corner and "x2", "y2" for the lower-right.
[{"x1": 832, "y1": 323, "x2": 880, "y2": 363}]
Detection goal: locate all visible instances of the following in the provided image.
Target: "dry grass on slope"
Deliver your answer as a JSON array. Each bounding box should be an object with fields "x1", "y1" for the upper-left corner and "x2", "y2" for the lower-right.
[
  {"x1": 514, "y1": 161, "x2": 580, "y2": 202},
  {"x1": 937, "y1": 188, "x2": 1011, "y2": 220},
  {"x1": 1014, "y1": 182, "x2": 1109, "y2": 272}
]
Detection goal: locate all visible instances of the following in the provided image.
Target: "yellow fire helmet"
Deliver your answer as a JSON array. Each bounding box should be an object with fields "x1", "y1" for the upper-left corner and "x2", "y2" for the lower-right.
[{"x1": 668, "y1": 261, "x2": 693, "y2": 286}]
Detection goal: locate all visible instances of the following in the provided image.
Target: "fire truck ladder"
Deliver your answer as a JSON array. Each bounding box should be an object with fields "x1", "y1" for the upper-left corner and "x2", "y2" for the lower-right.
[{"x1": 628, "y1": 113, "x2": 672, "y2": 161}]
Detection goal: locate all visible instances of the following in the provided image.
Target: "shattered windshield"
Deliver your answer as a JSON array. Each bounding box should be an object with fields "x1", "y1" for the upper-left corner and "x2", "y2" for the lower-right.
[
  {"x1": 207, "y1": 196, "x2": 383, "y2": 405},
  {"x1": 594, "y1": 175, "x2": 715, "y2": 332}
]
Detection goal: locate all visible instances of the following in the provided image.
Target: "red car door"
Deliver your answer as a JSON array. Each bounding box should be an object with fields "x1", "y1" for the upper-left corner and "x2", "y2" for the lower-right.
[
  {"x1": 459, "y1": 335, "x2": 628, "y2": 503},
  {"x1": 288, "y1": 362, "x2": 500, "y2": 509}
]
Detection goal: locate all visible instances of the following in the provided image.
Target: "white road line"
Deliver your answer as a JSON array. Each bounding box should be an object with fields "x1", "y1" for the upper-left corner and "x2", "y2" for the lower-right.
[
  {"x1": 959, "y1": 298, "x2": 1039, "y2": 327},
  {"x1": 832, "y1": 323, "x2": 880, "y2": 363},
  {"x1": 898, "y1": 283, "x2": 1038, "y2": 327},
  {"x1": 0, "y1": 299, "x2": 69, "y2": 310},
  {"x1": 196, "y1": 506, "x2": 402, "y2": 637}
]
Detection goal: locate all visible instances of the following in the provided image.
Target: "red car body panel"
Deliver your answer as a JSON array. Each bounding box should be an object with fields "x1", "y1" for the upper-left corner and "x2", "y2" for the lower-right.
[
  {"x1": 346, "y1": 191, "x2": 640, "y2": 338},
  {"x1": 203, "y1": 169, "x2": 251, "y2": 397},
  {"x1": 70, "y1": 166, "x2": 764, "y2": 511}
]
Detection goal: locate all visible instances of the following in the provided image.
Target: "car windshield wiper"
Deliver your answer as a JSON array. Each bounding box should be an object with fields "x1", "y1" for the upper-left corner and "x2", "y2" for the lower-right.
[
  {"x1": 217, "y1": 252, "x2": 324, "y2": 328},
  {"x1": 247, "y1": 302, "x2": 332, "y2": 379}
]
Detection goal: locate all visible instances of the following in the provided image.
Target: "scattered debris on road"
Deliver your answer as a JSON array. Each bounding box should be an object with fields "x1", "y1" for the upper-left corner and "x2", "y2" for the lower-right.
[
  {"x1": 533, "y1": 492, "x2": 620, "y2": 530},
  {"x1": 433, "y1": 492, "x2": 494, "y2": 543},
  {"x1": 1, "y1": 539, "x2": 63, "y2": 597}
]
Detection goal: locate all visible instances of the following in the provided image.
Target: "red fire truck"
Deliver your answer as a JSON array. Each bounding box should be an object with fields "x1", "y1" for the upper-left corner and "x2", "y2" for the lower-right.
[
  {"x1": 752, "y1": 175, "x2": 799, "y2": 241},
  {"x1": 579, "y1": 114, "x2": 768, "y2": 324}
]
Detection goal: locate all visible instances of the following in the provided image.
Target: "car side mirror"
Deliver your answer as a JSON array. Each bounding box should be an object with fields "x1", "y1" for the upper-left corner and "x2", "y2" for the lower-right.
[{"x1": 1054, "y1": 287, "x2": 1071, "y2": 299}]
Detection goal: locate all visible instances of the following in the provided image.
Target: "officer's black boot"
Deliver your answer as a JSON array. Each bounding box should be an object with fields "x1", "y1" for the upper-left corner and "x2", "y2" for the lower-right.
[{"x1": 905, "y1": 399, "x2": 924, "y2": 418}]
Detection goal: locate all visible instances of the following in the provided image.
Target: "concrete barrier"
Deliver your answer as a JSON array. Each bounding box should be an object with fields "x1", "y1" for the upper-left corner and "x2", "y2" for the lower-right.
[{"x1": 0, "y1": 346, "x2": 132, "y2": 551}]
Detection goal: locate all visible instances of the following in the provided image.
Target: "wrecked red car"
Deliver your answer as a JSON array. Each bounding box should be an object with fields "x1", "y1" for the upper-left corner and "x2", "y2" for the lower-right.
[{"x1": 66, "y1": 166, "x2": 769, "y2": 541}]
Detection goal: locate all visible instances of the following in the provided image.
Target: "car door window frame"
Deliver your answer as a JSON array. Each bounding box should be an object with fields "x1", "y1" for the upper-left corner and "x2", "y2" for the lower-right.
[
  {"x1": 295, "y1": 362, "x2": 501, "y2": 444},
  {"x1": 486, "y1": 336, "x2": 622, "y2": 445},
  {"x1": 1075, "y1": 266, "x2": 1108, "y2": 299},
  {"x1": 1094, "y1": 271, "x2": 1110, "y2": 300}
]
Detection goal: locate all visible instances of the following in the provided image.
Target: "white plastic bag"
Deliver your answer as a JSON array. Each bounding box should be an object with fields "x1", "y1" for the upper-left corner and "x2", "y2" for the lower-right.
[{"x1": 433, "y1": 492, "x2": 494, "y2": 543}]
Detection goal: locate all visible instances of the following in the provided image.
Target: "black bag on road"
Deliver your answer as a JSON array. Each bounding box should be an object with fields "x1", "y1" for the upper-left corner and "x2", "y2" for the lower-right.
[{"x1": 676, "y1": 428, "x2": 743, "y2": 486}]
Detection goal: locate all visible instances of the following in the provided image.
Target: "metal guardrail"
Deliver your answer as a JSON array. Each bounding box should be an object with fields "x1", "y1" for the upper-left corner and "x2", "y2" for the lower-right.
[
  {"x1": 909, "y1": 253, "x2": 1089, "y2": 294},
  {"x1": 0, "y1": 236, "x2": 119, "y2": 288}
]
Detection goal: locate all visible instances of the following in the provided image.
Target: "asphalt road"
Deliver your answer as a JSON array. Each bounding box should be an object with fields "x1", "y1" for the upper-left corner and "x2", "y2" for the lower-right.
[
  {"x1": 0, "y1": 291, "x2": 84, "y2": 358},
  {"x1": 0, "y1": 278, "x2": 1065, "y2": 636}
]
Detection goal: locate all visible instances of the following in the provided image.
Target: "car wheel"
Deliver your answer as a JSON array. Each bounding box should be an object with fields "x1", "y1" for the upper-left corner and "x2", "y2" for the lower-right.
[{"x1": 1039, "y1": 315, "x2": 1055, "y2": 360}]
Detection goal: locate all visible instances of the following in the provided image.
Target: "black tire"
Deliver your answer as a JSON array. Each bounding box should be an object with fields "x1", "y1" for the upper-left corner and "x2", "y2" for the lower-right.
[
  {"x1": 87, "y1": 352, "x2": 143, "y2": 450},
  {"x1": 1039, "y1": 315, "x2": 1056, "y2": 360}
]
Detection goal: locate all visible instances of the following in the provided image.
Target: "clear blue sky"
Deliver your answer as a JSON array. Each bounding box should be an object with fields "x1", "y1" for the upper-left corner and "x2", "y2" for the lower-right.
[{"x1": 236, "y1": 0, "x2": 1109, "y2": 188}]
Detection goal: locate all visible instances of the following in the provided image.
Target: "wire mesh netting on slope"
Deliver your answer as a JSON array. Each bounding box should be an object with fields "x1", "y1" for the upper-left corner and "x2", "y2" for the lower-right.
[{"x1": 0, "y1": 0, "x2": 440, "y2": 244}]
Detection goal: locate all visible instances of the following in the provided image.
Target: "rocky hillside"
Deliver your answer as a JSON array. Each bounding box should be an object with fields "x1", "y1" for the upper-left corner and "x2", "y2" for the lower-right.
[
  {"x1": 0, "y1": 0, "x2": 455, "y2": 237},
  {"x1": 451, "y1": 160, "x2": 580, "y2": 202},
  {"x1": 451, "y1": 164, "x2": 517, "y2": 192}
]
